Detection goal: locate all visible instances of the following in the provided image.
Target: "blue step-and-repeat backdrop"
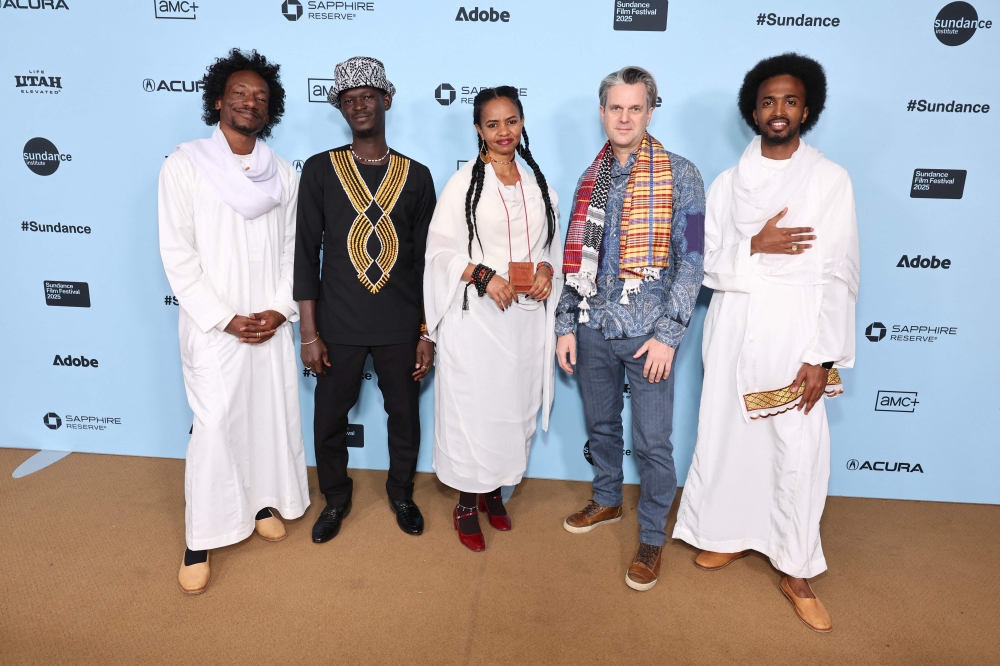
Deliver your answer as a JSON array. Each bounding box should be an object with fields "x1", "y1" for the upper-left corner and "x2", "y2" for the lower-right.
[{"x1": 3, "y1": 0, "x2": 998, "y2": 504}]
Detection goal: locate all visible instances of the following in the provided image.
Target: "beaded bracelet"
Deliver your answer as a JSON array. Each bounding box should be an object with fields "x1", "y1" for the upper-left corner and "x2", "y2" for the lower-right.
[
  {"x1": 536, "y1": 261, "x2": 554, "y2": 277},
  {"x1": 471, "y1": 263, "x2": 496, "y2": 298}
]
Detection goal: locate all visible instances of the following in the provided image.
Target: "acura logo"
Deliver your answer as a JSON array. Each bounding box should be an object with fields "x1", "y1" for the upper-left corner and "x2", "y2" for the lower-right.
[
  {"x1": 143, "y1": 79, "x2": 155, "y2": 92},
  {"x1": 846, "y1": 458, "x2": 859, "y2": 470}
]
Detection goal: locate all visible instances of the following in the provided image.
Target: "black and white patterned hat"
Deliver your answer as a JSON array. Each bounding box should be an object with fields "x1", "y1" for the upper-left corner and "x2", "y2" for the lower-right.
[{"x1": 328, "y1": 56, "x2": 396, "y2": 108}]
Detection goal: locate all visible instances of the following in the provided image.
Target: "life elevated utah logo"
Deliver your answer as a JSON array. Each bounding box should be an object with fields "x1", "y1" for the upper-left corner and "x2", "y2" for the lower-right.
[
  {"x1": 23, "y1": 137, "x2": 71, "y2": 176},
  {"x1": 935, "y1": 2, "x2": 991, "y2": 45},
  {"x1": 15, "y1": 71, "x2": 62, "y2": 94}
]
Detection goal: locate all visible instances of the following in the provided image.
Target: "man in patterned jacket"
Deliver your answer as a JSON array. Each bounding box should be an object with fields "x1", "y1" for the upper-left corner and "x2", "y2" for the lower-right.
[{"x1": 555, "y1": 66, "x2": 705, "y2": 592}]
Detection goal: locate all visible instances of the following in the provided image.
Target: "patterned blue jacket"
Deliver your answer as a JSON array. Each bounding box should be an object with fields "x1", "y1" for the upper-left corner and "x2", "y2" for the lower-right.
[{"x1": 554, "y1": 150, "x2": 705, "y2": 348}]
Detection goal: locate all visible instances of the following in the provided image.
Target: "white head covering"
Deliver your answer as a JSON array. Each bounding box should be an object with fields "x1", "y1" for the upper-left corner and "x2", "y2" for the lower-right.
[{"x1": 178, "y1": 126, "x2": 282, "y2": 220}]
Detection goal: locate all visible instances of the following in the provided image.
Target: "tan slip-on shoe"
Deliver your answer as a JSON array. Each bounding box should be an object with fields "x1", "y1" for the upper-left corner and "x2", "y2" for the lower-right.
[
  {"x1": 563, "y1": 500, "x2": 623, "y2": 534},
  {"x1": 694, "y1": 549, "x2": 750, "y2": 571},
  {"x1": 178, "y1": 552, "x2": 210, "y2": 595},
  {"x1": 255, "y1": 514, "x2": 287, "y2": 542},
  {"x1": 625, "y1": 543, "x2": 662, "y2": 591},
  {"x1": 780, "y1": 575, "x2": 833, "y2": 633}
]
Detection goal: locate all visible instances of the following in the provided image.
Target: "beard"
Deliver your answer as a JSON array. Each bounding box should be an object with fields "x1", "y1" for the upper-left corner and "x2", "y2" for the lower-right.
[{"x1": 759, "y1": 116, "x2": 801, "y2": 146}]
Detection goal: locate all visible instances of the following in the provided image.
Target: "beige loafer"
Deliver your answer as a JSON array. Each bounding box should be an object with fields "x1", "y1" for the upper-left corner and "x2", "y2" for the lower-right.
[
  {"x1": 255, "y1": 515, "x2": 287, "y2": 542},
  {"x1": 780, "y1": 575, "x2": 832, "y2": 633},
  {"x1": 694, "y1": 549, "x2": 750, "y2": 571},
  {"x1": 178, "y1": 552, "x2": 210, "y2": 595}
]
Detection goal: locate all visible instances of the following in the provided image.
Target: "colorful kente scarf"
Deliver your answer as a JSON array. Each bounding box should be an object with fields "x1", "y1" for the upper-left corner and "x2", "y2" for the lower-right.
[{"x1": 562, "y1": 133, "x2": 672, "y2": 320}]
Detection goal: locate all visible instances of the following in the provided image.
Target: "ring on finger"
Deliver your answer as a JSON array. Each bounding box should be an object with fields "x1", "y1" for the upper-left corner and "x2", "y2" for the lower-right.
[{"x1": 791, "y1": 244, "x2": 798, "y2": 252}]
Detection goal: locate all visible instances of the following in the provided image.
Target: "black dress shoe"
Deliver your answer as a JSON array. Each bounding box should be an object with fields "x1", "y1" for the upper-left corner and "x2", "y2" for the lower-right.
[
  {"x1": 312, "y1": 500, "x2": 351, "y2": 543},
  {"x1": 389, "y1": 498, "x2": 424, "y2": 536}
]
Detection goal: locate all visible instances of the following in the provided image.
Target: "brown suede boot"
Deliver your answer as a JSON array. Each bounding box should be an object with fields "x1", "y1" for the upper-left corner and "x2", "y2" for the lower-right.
[
  {"x1": 625, "y1": 543, "x2": 662, "y2": 591},
  {"x1": 563, "y1": 500, "x2": 623, "y2": 534}
]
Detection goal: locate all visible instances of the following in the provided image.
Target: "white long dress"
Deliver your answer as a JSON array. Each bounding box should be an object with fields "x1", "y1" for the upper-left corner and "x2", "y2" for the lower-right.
[
  {"x1": 672, "y1": 143, "x2": 858, "y2": 578},
  {"x1": 158, "y1": 148, "x2": 310, "y2": 551},
  {"x1": 424, "y1": 160, "x2": 562, "y2": 492}
]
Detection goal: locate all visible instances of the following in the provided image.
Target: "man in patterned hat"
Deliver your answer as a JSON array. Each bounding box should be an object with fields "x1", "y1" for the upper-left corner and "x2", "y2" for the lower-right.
[{"x1": 294, "y1": 56, "x2": 436, "y2": 542}]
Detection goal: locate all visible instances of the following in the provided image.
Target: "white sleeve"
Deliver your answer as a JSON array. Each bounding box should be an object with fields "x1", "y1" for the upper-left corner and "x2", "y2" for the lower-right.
[
  {"x1": 702, "y1": 172, "x2": 760, "y2": 293},
  {"x1": 158, "y1": 153, "x2": 237, "y2": 333},
  {"x1": 801, "y1": 278, "x2": 856, "y2": 368},
  {"x1": 423, "y1": 171, "x2": 474, "y2": 340},
  {"x1": 268, "y1": 165, "x2": 299, "y2": 322}
]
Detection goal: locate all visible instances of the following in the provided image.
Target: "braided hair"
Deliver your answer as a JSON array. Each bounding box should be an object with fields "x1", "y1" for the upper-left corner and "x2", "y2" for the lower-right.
[{"x1": 465, "y1": 86, "x2": 556, "y2": 257}]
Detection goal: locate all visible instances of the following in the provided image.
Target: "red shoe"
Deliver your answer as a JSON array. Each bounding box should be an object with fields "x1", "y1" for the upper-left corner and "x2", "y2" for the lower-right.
[
  {"x1": 478, "y1": 494, "x2": 512, "y2": 531},
  {"x1": 453, "y1": 505, "x2": 485, "y2": 552}
]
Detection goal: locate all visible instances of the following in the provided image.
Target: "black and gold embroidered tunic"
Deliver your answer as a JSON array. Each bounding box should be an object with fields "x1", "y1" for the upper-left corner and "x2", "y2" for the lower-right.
[{"x1": 294, "y1": 146, "x2": 436, "y2": 346}]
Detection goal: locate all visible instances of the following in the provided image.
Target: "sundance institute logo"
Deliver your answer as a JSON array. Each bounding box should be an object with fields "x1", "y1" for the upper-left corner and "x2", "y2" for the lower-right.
[
  {"x1": 23, "y1": 137, "x2": 71, "y2": 176},
  {"x1": 935, "y1": 2, "x2": 992, "y2": 46}
]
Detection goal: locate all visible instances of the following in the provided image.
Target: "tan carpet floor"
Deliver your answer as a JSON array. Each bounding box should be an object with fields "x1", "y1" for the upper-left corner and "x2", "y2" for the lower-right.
[{"x1": 1, "y1": 448, "x2": 998, "y2": 665}]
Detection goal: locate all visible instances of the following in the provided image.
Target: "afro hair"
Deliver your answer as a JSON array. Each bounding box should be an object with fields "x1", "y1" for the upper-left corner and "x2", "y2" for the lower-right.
[
  {"x1": 201, "y1": 48, "x2": 285, "y2": 140},
  {"x1": 738, "y1": 53, "x2": 827, "y2": 135}
]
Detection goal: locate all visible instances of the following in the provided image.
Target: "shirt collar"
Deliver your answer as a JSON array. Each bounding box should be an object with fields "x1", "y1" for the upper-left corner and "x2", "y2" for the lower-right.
[{"x1": 610, "y1": 150, "x2": 638, "y2": 178}]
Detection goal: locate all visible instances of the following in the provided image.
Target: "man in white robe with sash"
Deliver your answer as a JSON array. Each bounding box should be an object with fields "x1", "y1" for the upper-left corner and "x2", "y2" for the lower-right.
[
  {"x1": 672, "y1": 54, "x2": 859, "y2": 632},
  {"x1": 159, "y1": 49, "x2": 309, "y2": 595}
]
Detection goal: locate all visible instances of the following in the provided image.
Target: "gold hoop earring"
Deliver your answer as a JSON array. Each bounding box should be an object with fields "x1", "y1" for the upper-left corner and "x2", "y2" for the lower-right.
[{"x1": 479, "y1": 141, "x2": 488, "y2": 157}]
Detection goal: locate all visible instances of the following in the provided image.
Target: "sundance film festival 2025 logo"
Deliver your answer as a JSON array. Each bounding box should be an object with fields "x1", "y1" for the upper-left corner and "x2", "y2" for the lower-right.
[
  {"x1": 43, "y1": 411, "x2": 121, "y2": 431},
  {"x1": 144, "y1": 78, "x2": 203, "y2": 93},
  {"x1": 283, "y1": 0, "x2": 374, "y2": 21},
  {"x1": 896, "y1": 254, "x2": 951, "y2": 269},
  {"x1": 53, "y1": 354, "x2": 99, "y2": 368},
  {"x1": 15, "y1": 71, "x2": 61, "y2": 94},
  {"x1": 846, "y1": 459, "x2": 924, "y2": 473},
  {"x1": 155, "y1": 0, "x2": 197, "y2": 19},
  {"x1": 875, "y1": 390, "x2": 919, "y2": 413},
  {"x1": 436, "y1": 83, "x2": 526, "y2": 106},
  {"x1": 910, "y1": 169, "x2": 966, "y2": 199},
  {"x1": 906, "y1": 99, "x2": 989, "y2": 113},
  {"x1": 23, "y1": 137, "x2": 71, "y2": 176},
  {"x1": 44, "y1": 280, "x2": 90, "y2": 307},
  {"x1": 456, "y1": 6, "x2": 509, "y2": 22},
  {"x1": 614, "y1": 0, "x2": 667, "y2": 31},
  {"x1": 582, "y1": 440, "x2": 632, "y2": 465},
  {"x1": 2, "y1": 0, "x2": 68, "y2": 9},
  {"x1": 935, "y1": 2, "x2": 991, "y2": 45},
  {"x1": 21, "y1": 220, "x2": 91, "y2": 235},
  {"x1": 865, "y1": 321, "x2": 957, "y2": 343}
]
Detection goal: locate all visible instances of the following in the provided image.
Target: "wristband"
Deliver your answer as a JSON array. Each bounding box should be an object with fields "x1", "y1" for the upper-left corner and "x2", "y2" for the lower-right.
[
  {"x1": 537, "y1": 261, "x2": 554, "y2": 276},
  {"x1": 471, "y1": 263, "x2": 496, "y2": 298}
]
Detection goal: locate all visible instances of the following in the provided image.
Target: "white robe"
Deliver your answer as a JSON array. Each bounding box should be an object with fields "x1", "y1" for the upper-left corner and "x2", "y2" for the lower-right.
[
  {"x1": 158, "y1": 147, "x2": 310, "y2": 551},
  {"x1": 424, "y1": 161, "x2": 562, "y2": 492},
  {"x1": 672, "y1": 141, "x2": 858, "y2": 578}
]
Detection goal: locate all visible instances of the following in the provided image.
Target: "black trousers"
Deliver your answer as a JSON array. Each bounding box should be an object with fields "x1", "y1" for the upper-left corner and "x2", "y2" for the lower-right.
[{"x1": 314, "y1": 341, "x2": 421, "y2": 506}]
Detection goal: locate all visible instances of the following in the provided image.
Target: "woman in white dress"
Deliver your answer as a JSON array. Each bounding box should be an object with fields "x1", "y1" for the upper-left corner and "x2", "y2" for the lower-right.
[{"x1": 423, "y1": 86, "x2": 562, "y2": 551}]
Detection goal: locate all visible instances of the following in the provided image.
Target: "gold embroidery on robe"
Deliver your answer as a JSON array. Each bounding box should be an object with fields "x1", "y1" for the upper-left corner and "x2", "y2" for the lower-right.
[
  {"x1": 743, "y1": 369, "x2": 843, "y2": 418},
  {"x1": 330, "y1": 150, "x2": 410, "y2": 293}
]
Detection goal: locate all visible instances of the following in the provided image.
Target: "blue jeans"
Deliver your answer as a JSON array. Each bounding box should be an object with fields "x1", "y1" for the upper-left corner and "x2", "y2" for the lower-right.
[{"x1": 577, "y1": 325, "x2": 677, "y2": 546}]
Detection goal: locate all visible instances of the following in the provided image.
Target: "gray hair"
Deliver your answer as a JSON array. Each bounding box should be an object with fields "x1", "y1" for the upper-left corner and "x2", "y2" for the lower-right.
[{"x1": 598, "y1": 66, "x2": 657, "y2": 109}]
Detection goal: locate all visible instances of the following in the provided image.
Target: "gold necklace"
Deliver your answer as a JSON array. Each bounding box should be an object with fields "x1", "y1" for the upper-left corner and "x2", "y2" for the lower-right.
[{"x1": 487, "y1": 153, "x2": 514, "y2": 165}]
